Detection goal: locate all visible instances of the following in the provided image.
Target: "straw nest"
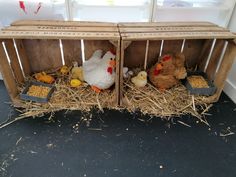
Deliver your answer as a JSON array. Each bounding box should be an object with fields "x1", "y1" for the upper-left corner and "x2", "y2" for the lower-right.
[
  {"x1": 122, "y1": 81, "x2": 211, "y2": 120},
  {"x1": 16, "y1": 77, "x2": 118, "y2": 119},
  {"x1": 14, "y1": 70, "x2": 212, "y2": 124},
  {"x1": 120, "y1": 68, "x2": 212, "y2": 125}
]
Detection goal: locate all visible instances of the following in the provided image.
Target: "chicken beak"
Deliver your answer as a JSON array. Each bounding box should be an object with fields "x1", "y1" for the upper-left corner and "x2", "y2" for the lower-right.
[
  {"x1": 156, "y1": 63, "x2": 163, "y2": 70},
  {"x1": 109, "y1": 60, "x2": 116, "y2": 68}
]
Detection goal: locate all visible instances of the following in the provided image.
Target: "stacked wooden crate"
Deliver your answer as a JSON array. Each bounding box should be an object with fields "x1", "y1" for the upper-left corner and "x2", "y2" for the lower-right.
[
  {"x1": 118, "y1": 22, "x2": 236, "y2": 104},
  {"x1": 0, "y1": 20, "x2": 236, "y2": 111},
  {"x1": 0, "y1": 20, "x2": 121, "y2": 106}
]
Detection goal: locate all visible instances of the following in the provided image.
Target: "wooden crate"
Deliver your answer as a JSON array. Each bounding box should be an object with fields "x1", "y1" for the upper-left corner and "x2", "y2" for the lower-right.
[
  {"x1": 0, "y1": 20, "x2": 121, "y2": 106},
  {"x1": 119, "y1": 22, "x2": 236, "y2": 104}
]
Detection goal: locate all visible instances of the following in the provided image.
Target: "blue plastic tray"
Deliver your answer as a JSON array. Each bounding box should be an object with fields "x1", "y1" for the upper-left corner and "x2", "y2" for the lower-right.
[
  {"x1": 20, "y1": 81, "x2": 55, "y2": 103},
  {"x1": 185, "y1": 71, "x2": 216, "y2": 96}
]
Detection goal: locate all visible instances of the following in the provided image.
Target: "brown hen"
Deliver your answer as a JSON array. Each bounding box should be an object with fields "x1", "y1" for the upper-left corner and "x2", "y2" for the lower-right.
[{"x1": 149, "y1": 53, "x2": 187, "y2": 90}]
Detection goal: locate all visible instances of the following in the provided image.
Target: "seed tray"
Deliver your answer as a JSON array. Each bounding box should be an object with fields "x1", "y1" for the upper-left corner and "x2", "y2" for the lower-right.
[
  {"x1": 20, "y1": 81, "x2": 55, "y2": 103},
  {"x1": 185, "y1": 71, "x2": 216, "y2": 96}
]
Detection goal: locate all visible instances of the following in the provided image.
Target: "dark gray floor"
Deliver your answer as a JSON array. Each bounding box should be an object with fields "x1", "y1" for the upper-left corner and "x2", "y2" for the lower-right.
[{"x1": 0, "y1": 80, "x2": 236, "y2": 177}]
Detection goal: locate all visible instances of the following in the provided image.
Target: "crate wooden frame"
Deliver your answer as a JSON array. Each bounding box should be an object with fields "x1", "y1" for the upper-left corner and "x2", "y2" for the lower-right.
[
  {"x1": 118, "y1": 22, "x2": 236, "y2": 105},
  {"x1": 0, "y1": 20, "x2": 236, "y2": 110},
  {"x1": 0, "y1": 20, "x2": 121, "y2": 106}
]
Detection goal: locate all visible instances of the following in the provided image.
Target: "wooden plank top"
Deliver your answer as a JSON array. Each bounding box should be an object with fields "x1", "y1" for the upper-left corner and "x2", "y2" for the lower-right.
[
  {"x1": 119, "y1": 22, "x2": 236, "y2": 40},
  {"x1": 0, "y1": 30, "x2": 120, "y2": 40},
  {"x1": 0, "y1": 20, "x2": 120, "y2": 40},
  {"x1": 119, "y1": 26, "x2": 227, "y2": 33},
  {"x1": 11, "y1": 20, "x2": 117, "y2": 27},
  {"x1": 121, "y1": 31, "x2": 236, "y2": 40},
  {"x1": 119, "y1": 21, "x2": 217, "y2": 27},
  {"x1": 3, "y1": 25, "x2": 118, "y2": 32},
  {"x1": 1, "y1": 20, "x2": 235, "y2": 40}
]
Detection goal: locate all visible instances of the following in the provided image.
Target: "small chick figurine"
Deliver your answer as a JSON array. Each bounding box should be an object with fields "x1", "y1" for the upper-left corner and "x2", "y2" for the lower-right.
[
  {"x1": 34, "y1": 72, "x2": 55, "y2": 84},
  {"x1": 60, "y1": 65, "x2": 70, "y2": 75},
  {"x1": 70, "y1": 79, "x2": 82, "y2": 87},
  {"x1": 131, "y1": 71, "x2": 147, "y2": 88},
  {"x1": 71, "y1": 61, "x2": 84, "y2": 82}
]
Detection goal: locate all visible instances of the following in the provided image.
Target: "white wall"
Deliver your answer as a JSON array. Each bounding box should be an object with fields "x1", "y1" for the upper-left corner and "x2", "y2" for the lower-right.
[
  {"x1": 224, "y1": 5, "x2": 236, "y2": 103},
  {"x1": 153, "y1": 1, "x2": 235, "y2": 27},
  {"x1": 0, "y1": 1, "x2": 66, "y2": 27},
  {"x1": 0, "y1": 0, "x2": 67, "y2": 81},
  {"x1": 0, "y1": 0, "x2": 151, "y2": 81}
]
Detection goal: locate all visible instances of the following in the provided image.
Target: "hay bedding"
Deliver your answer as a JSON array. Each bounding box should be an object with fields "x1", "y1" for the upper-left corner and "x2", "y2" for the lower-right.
[
  {"x1": 16, "y1": 77, "x2": 118, "y2": 119},
  {"x1": 123, "y1": 81, "x2": 210, "y2": 120},
  {"x1": 0, "y1": 68, "x2": 212, "y2": 128},
  {"x1": 121, "y1": 68, "x2": 212, "y2": 125}
]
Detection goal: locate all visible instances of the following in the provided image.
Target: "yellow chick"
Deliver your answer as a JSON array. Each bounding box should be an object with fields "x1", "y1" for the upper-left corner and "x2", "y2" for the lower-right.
[
  {"x1": 131, "y1": 71, "x2": 147, "y2": 88},
  {"x1": 70, "y1": 79, "x2": 82, "y2": 87},
  {"x1": 71, "y1": 61, "x2": 84, "y2": 81},
  {"x1": 60, "y1": 65, "x2": 70, "y2": 75},
  {"x1": 34, "y1": 72, "x2": 55, "y2": 84}
]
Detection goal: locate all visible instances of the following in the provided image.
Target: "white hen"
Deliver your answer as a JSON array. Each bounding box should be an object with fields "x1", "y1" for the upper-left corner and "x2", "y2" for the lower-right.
[
  {"x1": 83, "y1": 50, "x2": 116, "y2": 92},
  {"x1": 82, "y1": 49, "x2": 103, "y2": 70}
]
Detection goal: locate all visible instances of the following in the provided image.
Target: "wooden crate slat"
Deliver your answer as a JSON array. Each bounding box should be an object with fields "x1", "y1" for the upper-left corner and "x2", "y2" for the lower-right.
[
  {"x1": 209, "y1": 41, "x2": 236, "y2": 102},
  {"x1": 4, "y1": 39, "x2": 25, "y2": 83},
  {"x1": 62, "y1": 40, "x2": 82, "y2": 66},
  {"x1": 14, "y1": 39, "x2": 31, "y2": 76},
  {"x1": 115, "y1": 40, "x2": 121, "y2": 105},
  {"x1": 22, "y1": 39, "x2": 63, "y2": 72},
  {"x1": 119, "y1": 26, "x2": 227, "y2": 33},
  {"x1": 121, "y1": 31, "x2": 236, "y2": 40},
  {"x1": 119, "y1": 22, "x2": 216, "y2": 27},
  {"x1": 4, "y1": 25, "x2": 118, "y2": 32},
  {"x1": 119, "y1": 40, "x2": 125, "y2": 105},
  {"x1": 206, "y1": 40, "x2": 225, "y2": 81},
  {"x1": 11, "y1": 20, "x2": 117, "y2": 27},
  {"x1": 0, "y1": 30, "x2": 120, "y2": 40},
  {"x1": 0, "y1": 42, "x2": 18, "y2": 100}
]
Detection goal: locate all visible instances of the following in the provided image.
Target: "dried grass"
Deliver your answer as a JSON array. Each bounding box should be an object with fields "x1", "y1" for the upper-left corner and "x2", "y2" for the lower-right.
[
  {"x1": 15, "y1": 77, "x2": 118, "y2": 119},
  {"x1": 18, "y1": 76, "x2": 212, "y2": 120},
  {"x1": 122, "y1": 78, "x2": 211, "y2": 123},
  {"x1": 0, "y1": 71, "x2": 213, "y2": 128}
]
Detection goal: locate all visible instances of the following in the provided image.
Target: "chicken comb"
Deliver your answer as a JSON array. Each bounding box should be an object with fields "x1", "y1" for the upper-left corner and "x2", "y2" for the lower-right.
[
  {"x1": 162, "y1": 55, "x2": 172, "y2": 61},
  {"x1": 110, "y1": 49, "x2": 116, "y2": 55}
]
